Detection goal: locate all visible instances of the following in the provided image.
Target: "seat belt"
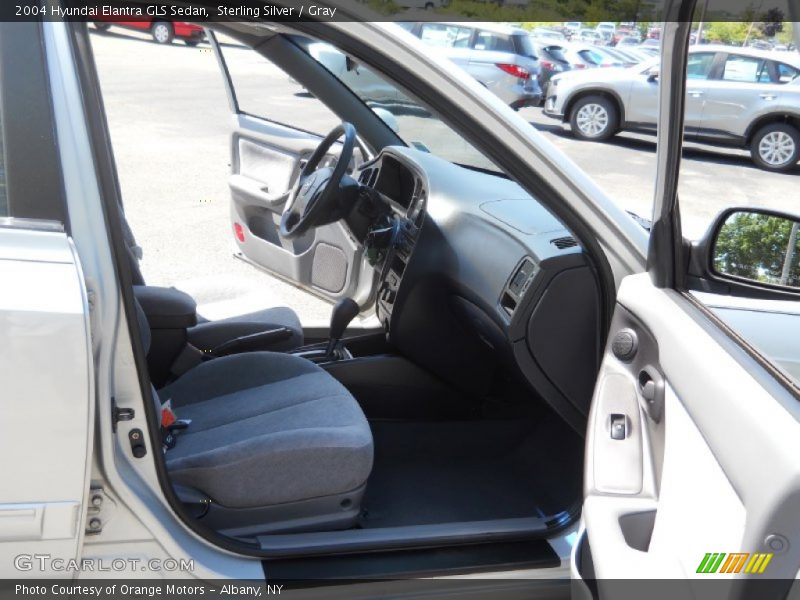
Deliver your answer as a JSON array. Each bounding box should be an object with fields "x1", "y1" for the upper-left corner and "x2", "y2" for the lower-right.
[{"x1": 168, "y1": 343, "x2": 206, "y2": 379}]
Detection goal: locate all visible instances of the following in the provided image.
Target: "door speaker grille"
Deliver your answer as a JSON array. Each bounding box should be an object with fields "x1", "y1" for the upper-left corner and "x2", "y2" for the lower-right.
[{"x1": 312, "y1": 243, "x2": 347, "y2": 293}]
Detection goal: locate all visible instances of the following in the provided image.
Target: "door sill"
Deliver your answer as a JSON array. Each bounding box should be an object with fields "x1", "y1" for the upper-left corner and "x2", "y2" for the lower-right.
[
  {"x1": 256, "y1": 514, "x2": 572, "y2": 558},
  {"x1": 262, "y1": 539, "x2": 562, "y2": 581}
]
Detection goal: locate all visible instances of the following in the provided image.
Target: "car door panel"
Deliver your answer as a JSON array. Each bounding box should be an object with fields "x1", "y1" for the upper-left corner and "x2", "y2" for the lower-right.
[
  {"x1": 624, "y1": 75, "x2": 658, "y2": 128},
  {"x1": 580, "y1": 273, "x2": 800, "y2": 589},
  {"x1": 683, "y1": 81, "x2": 706, "y2": 131},
  {"x1": 700, "y1": 80, "x2": 784, "y2": 140},
  {"x1": 0, "y1": 225, "x2": 93, "y2": 572},
  {"x1": 229, "y1": 116, "x2": 371, "y2": 305},
  {"x1": 212, "y1": 36, "x2": 374, "y2": 305},
  {"x1": 625, "y1": 77, "x2": 704, "y2": 133}
]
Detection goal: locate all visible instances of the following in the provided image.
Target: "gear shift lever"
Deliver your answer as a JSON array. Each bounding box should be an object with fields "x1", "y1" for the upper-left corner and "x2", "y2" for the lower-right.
[{"x1": 326, "y1": 298, "x2": 359, "y2": 359}]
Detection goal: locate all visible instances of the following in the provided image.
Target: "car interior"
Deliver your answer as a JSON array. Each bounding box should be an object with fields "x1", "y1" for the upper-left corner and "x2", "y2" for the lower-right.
[{"x1": 101, "y1": 21, "x2": 608, "y2": 560}]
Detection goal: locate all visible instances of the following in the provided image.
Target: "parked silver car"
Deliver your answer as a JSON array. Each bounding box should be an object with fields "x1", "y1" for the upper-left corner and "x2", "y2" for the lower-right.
[
  {"x1": 544, "y1": 45, "x2": 800, "y2": 171},
  {"x1": 400, "y1": 21, "x2": 542, "y2": 108}
]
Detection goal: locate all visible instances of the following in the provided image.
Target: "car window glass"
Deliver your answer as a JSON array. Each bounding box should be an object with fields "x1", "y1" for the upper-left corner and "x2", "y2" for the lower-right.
[
  {"x1": 676, "y1": 38, "x2": 800, "y2": 387},
  {"x1": 513, "y1": 34, "x2": 537, "y2": 58},
  {"x1": 722, "y1": 54, "x2": 769, "y2": 83},
  {"x1": 578, "y1": 49, "x2": 603, "y2": 65},
  {"x1": 473, "y1": 32, "x2": 514, "y2": 53},
  {"x1": 296, "y1": 37, "x2": 497, "y2": 172},
  {"x1": 418, "y1": 24, "x2": 472, "y2": 48},
  {"x1": 776, "y1": 61, "x2": 800, "y2": 83},
  {"x1": 546, "y1": 46, "x2": 568, "y2": 62},
  {"x1": 218, "y1": 43, "x2": 340, "y2": 135},
  {"x1": 686, "y1": 52, "x2": 715, "y2": 79}
]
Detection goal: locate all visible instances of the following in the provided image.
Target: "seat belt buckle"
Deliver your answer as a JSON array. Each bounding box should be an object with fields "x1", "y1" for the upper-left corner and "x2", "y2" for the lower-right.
[
  {"x1": 160, "y1": 399, "x2": 185, "y2": 452},
  {"x1": 162, "y1": 429, "x2": 177, "y2": 451},
  {"x1": 161, "y1": 419, "x2": 191, "y2": 452},
  {"x1": 168, "y1": 419, "x2": 192, "y2": 432}
]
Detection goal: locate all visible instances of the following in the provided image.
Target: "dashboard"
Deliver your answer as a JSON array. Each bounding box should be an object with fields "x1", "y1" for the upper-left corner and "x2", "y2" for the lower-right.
[{"x1": 351, "y1": 147, "x2": 603, "y2": 433}]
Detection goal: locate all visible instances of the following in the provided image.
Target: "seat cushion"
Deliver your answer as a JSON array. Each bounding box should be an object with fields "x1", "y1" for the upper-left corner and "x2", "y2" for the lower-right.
[
  {"x1": 188, "y1": 307, "x2": 303, "y2": 353},
  {"x1": 159, "y1": 352, "x2": 373, "y2": 509}
]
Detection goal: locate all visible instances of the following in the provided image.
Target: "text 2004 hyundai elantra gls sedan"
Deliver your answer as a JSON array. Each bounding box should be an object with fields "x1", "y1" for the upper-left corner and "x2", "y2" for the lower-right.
[{"x1": 1, "y1": 1, "x2": 799, "y2": 597}]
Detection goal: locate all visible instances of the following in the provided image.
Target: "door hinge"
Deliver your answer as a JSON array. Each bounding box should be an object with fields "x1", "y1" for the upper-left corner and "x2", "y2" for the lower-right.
[
  {"x1": 85, "y1": 487, "x2": 105, "y2": 536},
  {"x1": 111, "y1": 397, "x2": 135, "y2": 432}
]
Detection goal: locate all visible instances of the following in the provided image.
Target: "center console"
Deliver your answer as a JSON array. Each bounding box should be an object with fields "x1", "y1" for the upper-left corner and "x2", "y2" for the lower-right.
[
  {"x1": 375, "y1": 216, "x2": 422, "y2": 332},
  {"x1": 359, "y1": 155, "x2": 427, "y2": 335}
]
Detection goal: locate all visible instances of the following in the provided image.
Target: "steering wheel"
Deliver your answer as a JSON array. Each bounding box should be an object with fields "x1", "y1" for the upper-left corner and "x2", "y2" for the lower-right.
[{"x1": 279, "y1": 122, "x2": 357, "y2": 239}]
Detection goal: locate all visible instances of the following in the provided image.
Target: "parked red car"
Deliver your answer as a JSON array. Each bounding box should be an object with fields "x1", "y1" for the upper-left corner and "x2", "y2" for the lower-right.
[{"x1": 93, "y1": 19, "x2": 205, "y2": 46}]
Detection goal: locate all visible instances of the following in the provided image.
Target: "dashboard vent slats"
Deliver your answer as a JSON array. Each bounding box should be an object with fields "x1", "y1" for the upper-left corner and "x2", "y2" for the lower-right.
[
  {"x1": 358, "y1": 168, "x2": 373, "y2": 185},
  {"x1": 551, "y1": 236, "x2": 577, "y2": 250},
  {"x1": 501, "y1": 257, "x2": 538, "y2": 317}
]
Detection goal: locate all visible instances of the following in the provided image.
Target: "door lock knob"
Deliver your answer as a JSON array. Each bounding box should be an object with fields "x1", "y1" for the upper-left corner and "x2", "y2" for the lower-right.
[{"x1": 612, "y1": 329, "x2": 638, "y2": 361}]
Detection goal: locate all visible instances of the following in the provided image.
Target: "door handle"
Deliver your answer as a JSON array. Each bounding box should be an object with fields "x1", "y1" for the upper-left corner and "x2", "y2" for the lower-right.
[
  {"x1": 638, "y1": 367, "x2": 664, "y2": 422},
  {"x1": 759, "y1": 93, "x2": 777, "y2": 100},
  {"x1": 687, "y1": 90, "x2": 704, "y2": 97},
  {"x1": 229, "y1": 175, "x2": 290, "y2": 208}
]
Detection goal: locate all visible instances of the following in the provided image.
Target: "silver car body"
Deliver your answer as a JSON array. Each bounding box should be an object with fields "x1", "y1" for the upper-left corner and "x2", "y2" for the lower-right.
[
  {"x1": 309, "y1": 23, "x2": 543, "y2": 109},
  {"x1": 393, "y1": 21, "x2": 543, "y2": 107},
  {"x1": 545, "y1": 45, "x2": 800, "y2": 144},
  {"x1": 412, "y1": 23, "x2": 542, "y2": 108}
]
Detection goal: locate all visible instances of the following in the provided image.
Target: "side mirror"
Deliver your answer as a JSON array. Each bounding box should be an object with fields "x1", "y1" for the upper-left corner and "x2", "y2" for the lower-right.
[
  {"x1": 646, "y1": 67, "x2": 659, "y2": 82},
  {"x1": 345, "y1": 56, "x2": 359, "y2": 72},
  {"x1": 689, "y1": 208, "x2": 800, "y2": 296}
]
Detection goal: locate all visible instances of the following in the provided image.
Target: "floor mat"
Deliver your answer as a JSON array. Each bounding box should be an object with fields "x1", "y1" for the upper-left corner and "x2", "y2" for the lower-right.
[{"x1": 361, "y1": 417, "x2": 582, "y2": 528}]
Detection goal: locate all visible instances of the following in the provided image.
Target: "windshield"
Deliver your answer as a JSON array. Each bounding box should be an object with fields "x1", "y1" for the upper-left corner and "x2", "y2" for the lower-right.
[{"x1": 298, "y1": 37, "x2": 499, "y2": 173}]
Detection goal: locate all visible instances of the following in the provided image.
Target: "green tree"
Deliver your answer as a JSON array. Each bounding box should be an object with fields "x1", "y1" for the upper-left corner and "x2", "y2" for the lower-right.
[
  {"x1": 714, "y1": 213, "x2": 800, "y2": 287},
  {"x1": 703, "y1": 21, "x2": 750, "y2": 44}
]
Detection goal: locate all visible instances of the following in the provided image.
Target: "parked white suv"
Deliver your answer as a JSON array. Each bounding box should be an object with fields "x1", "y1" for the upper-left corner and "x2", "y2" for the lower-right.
[
  {"x1": 400, "y1": 21, "x2": 543, "y2": 108},
  {"x1": 544, "y1": 45, "x2": 800, "y2": 171}
]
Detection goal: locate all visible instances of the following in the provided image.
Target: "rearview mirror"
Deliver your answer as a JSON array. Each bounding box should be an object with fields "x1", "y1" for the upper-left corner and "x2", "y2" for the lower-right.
[{"x1": 712, "y1": 209, "x2": 800, "y2": 290}]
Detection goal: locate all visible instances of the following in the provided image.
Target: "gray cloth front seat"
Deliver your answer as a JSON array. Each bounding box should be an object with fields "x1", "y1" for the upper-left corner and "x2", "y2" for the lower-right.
[{"x1": 135, "y1": 302, "x2": 373, "y2": 535}]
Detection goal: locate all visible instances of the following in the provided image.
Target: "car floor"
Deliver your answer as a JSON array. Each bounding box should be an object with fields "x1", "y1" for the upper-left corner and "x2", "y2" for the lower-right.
[{"x1": 359, "y1": 414, "x2": 583, "y2": 529}]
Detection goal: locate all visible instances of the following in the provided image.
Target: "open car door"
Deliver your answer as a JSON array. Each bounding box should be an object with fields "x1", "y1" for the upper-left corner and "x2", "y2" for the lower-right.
[
  {"x1": 209, "y1": 31, "x2": 376, "y2": 306},
  {"x1": 0, "y1": 22, "x2": 94, "y2": 575},
  {"x1": 575, "y1": 13, "x2": 800, "y2": 599}
]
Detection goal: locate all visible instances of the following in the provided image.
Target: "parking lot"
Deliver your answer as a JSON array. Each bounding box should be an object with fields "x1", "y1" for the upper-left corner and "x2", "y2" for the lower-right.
[{"x1": 92, "y1": 28, "x2": 800, "y2": 324}]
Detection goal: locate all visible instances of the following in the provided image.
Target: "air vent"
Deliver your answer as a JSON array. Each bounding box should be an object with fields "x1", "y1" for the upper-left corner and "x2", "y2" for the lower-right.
[
  {"x1": 501, "y1": 257, "x2": 538, "y2": 316},
  {"x1": 358, "y1": 169, "x2": 373, "y2": 185},
  {"x1": 551, "y1": 236, "x2": 578, "y2": 250}
]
